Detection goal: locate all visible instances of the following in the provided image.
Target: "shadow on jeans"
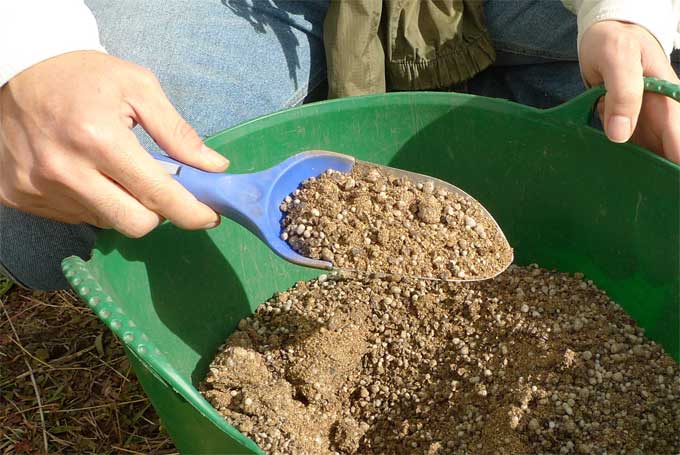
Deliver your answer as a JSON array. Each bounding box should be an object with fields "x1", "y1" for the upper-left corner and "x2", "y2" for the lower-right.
[{"x1": 221, "y1": 0, "x2": 326, "y2": 92}]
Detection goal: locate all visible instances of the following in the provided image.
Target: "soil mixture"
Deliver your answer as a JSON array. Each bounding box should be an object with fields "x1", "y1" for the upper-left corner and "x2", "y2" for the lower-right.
[
  {"x1": 279, "y1": 164, "x2": 513, "y2": 280},
  {"x1": 201, "y1": 265, "x2": 679, "y2": 455}
]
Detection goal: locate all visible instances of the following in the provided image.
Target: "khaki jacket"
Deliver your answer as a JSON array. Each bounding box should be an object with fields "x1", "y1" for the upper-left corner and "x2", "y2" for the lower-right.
[{"x1": 323, "y1": 0, "x2": 495, "y2": 98}]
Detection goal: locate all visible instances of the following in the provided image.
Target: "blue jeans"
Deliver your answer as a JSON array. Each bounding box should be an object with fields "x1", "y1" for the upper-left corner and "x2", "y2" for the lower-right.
[
  {"x1": 469, "y1": 0, "x2": 585, "y2": 107},
  {"x1": 0, "y1": 0, "x2": 591, "y2": 290}
]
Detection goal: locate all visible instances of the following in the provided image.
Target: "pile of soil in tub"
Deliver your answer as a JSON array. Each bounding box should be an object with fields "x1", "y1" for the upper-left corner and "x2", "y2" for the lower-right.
[
  {"x1": 278, "y1": 164, "x2": 513, "y2": 280},
  {"x1": 200, "y1": 265, "x2": 679, "y2": 455}
]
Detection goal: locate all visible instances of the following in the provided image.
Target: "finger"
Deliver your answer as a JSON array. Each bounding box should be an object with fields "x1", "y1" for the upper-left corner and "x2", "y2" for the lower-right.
[
  {"x1": 662, "y1": 74, "x2": 680, "y2": 164},
  {"x1": 596, "y1": 97, "x2": 605, "y2": 125},
  {"x1": 0, "y1": 166, "x2": 95, "y2": 225},
  {"x1": 8, "y1": 197, "x2": 92, "y2": 226},
  {"x1": 100, "y1": 130, "x2": 221, "y2": 230},
  {"x1": 128, "y1": 72, "x2": 229, "y2": 172},
  {"x1": 67, "y1": 170, "x2": 164, "y2": 237},
  {"x1": 600, "y1": 53, "x2": 644, "y2": 143},
  {"x1": 661, "y1": 107, "x2": 680, "y2": 164}
]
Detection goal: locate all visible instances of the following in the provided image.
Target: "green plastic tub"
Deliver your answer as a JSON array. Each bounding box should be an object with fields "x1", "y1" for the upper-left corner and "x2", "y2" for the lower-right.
[{"x1": 63, "y1": 78, "x2": 679, "y2": 454}]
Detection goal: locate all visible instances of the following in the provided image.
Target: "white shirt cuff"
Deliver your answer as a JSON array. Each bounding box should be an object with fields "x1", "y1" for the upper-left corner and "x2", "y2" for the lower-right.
[
  {"x1": 0, "y1": 1, "x2": 106, "y2": 86},
  {"x1": 576, "y1": 0, "x2": 678, "y2": 58}
]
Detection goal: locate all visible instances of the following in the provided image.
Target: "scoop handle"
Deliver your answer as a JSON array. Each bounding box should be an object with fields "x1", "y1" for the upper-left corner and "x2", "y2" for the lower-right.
[
  {"x1": 152, "y1": 153, "x2": 226, "y2": 210},
  {"x1": 151, "y1": 153, "x2": 268, "y2": 237}
]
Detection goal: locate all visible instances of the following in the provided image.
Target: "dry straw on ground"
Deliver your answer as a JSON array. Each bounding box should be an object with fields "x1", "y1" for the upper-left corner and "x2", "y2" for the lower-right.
[{"x1": 0, "y1": 284, "x2": 175, "y2": 454}]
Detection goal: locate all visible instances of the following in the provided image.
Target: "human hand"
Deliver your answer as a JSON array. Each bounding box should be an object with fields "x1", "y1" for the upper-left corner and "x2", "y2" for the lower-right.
[
  {"x1": 580, "y1": 20, "x2": 680, "y2": 164},
  {"x1": 0, "y1": 51, "x2": 230, "y2": 237}
]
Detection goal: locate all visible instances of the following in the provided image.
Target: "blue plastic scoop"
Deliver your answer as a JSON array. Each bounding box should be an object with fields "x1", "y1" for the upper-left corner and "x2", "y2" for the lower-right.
[{"x1": 153, "y1": 150, "x2": 512, "y2": 280}]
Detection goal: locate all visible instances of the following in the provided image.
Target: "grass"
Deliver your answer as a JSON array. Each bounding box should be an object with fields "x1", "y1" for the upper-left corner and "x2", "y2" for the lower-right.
[{"x1": 0, "y1": 281, "x2": 176, "y2": 454}]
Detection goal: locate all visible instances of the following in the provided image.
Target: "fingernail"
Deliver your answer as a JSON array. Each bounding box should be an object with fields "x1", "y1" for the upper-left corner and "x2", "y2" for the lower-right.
[
  {"x1": 202, "y1": 145, "x2": 230, "y2": 168},
  {"x1": 201, "y1": 218, "x2": 220, "y2": 229},
  {"x1": 607, "y1": 116, "x2": 632, "y2": 143}
]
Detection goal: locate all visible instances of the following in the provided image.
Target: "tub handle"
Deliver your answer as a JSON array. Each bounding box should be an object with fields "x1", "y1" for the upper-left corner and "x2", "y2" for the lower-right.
[{"x1": 543, "y1": 76, "x2": 680, "y2": 126}]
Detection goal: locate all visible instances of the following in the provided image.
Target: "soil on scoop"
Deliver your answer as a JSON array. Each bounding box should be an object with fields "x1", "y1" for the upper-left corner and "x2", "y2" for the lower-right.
[
  {"x1": 200, "y1": 265, "x2": 679, "y2": 455},
  {"x1": 279, "y1": 164, "x2": 513, "y2": 280}
]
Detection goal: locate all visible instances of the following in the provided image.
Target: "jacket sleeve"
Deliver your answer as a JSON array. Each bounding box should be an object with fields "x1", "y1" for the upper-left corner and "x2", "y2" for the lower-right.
[
  {"x1": 323, "y1": 0, "x2": 386, "y2": 99},
  {"x1": 561, "y1": 0, "x2": 679, "y2": 58},
  {"x1": 0, "y1": 1, "x2": 106, "y2": 86}
]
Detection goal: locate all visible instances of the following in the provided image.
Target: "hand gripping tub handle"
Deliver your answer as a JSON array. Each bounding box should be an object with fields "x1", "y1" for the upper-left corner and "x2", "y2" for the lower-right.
[{"x1": 544, "y1": 76, "x2": 680, "y2": 127}]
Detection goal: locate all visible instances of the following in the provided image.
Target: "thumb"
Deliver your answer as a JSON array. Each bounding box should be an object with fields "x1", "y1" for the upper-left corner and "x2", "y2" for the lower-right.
[
  {"x1": 600, "y1": 61, "x2": 644, "y2": 144},
  {"x1": 130, "y1": 75, "x2": 230, "y2": 172}
]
